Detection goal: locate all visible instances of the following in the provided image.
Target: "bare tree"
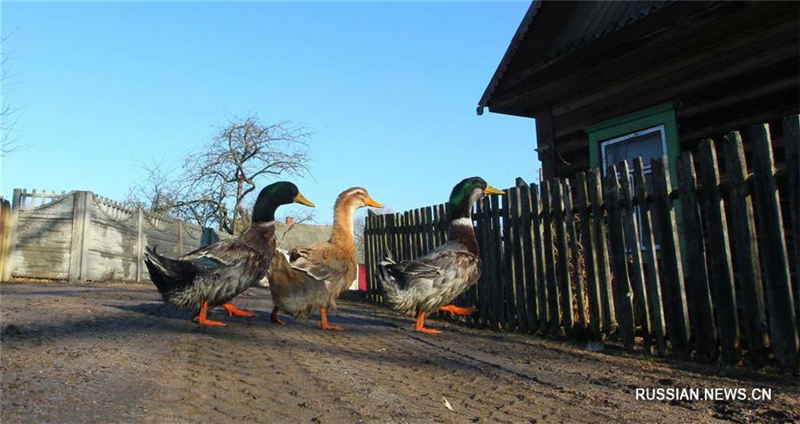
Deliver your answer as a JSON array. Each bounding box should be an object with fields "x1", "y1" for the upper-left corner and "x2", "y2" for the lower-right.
[
  {"x1": 123, "y1": 160, "x2": 179, "y2": 214},
  {"x1": 1, "y1": 32, "x2": 24, "y2": 157},
  {"x1": 128, "y1": 116, "x2": 311, "y2": 233},
  {"x1": 184, "y1": 116, "x2": 311, "y2": 234}
]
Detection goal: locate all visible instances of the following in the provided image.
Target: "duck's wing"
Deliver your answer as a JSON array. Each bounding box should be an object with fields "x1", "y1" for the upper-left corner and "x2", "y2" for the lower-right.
[
  {"x1": 391, "y1": 242, "x2": 477, "y2": 289},
  {"x1": 180, "y1": 238, "x2": 255, "y2": 268},
  {"x1": 288, "y1": 245, "x2": 349, "y2": 284}
]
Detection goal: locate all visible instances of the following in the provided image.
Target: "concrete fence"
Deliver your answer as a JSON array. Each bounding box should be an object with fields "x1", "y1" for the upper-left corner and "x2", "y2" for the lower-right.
[
  {"x1": 1, "y1": 189, "x2": 334, "y2": 283},
  {"x1": 1, "y1": 189, "x2": 211, "y2": 282},
  {"x1": 0, "y1": 197, "x2": 11, "y2": 278}
]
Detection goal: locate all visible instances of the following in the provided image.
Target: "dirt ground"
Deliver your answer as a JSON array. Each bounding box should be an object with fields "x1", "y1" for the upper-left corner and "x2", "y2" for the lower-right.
[{"x1": 1, "y1": 281, "x2": 798, "y2": 424}]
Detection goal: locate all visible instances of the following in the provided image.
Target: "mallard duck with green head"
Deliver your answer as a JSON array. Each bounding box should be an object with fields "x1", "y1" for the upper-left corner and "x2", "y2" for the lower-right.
[
  {"x1": 377, "y1": 177, "x2": 504, "y2": 334},
  {"x1": 144, "y1": 181, "x2": 314, "y2": 326}
]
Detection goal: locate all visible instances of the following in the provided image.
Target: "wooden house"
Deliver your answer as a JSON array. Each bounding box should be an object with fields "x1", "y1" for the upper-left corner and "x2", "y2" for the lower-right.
[{"x1": 478, "y1": 1, "x2": 799, "y2": 179}]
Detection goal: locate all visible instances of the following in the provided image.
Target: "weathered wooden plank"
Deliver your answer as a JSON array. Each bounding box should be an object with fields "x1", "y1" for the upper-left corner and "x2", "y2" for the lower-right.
[
  {"x1": 381, "y1": 213, "x2": 392, "y2": 303},
  {"x1": 782, "y1": 116, "x2": 800, "y2": 335},
  {"x1": 588, "y1": 168, "x2": 615, "y2": 334},
  {"x1": 419, "y1": 207, "x2": 430, "y2": 255},
  {"x1": 418, "y1": 207, "x2": 428, "y2": 256},
  {"x1": 368, "y1": 213, "x2": 380, "y2": 302},
  {"x1": 362, "y1": 213, "x2": 371, "y2": 300},
  {"x1": 541, "y1": 180, "x2": 560, "y2": 334},
  {"x1": 384, "y1": 213, "x2": 394, "y2": 266},
  {"x1": 480, "y1": 197, "x2": 499, "y2": 330},
  {"x1": 467, "y1": 204, "x2": 481, "y2": 328},
  {"x1": 380, "y1": 212, "x2": 393, "y2": 303},
  {"x1": 748, "y1": 123, "x2": 799, "y2": 371},
  {"x1": 475, "y1": 198, "x2": 492, "y2": 329},
  {"x1": 618, "y1": 160, "x2": 651, "y2": 351},
  {"x1": 723, "y1": 131, "x2": 768, "y2": 367},
  {"x1": 518, "y1": 183, "x2": 538, "y2": 333},
  {"x1": 604, "y1": 165, "x2": 634, "y2": 350},
  {"x1": 460, "y1": 206, "x2": 478, "y2": 328},
  {"x1": 651, "y1": 157, "x2": 690, "y2": 355},
  {"x1": 678, "y1": 152, "x2": 718, "y2": 361},
  {"x1": 633, "y1": 158, "x2": 666, "y2": 356},
  {"x1": 430, "y1": 205, "x2": 441, "y2": 248},
  {"x1": 413, "y1": 208, "x2": 423, "y2": 259},
  {"x1": 488, "y1": 196, "x2": 503, "y2": 330},
  {"x1": 406, "y1": 209, "x2": 415, "y2": 261},
  {"x1": 373, "y1": 212, "x2": 383, "y2": 302},
  {"x1": 531, "y1": 183, "x2": 547, "y2": 333},
  {"x1": 697, "y1": 139, "x2": 740, "y2": 364},
  {"x1": 510, "y1": 187, "x2": 529, "y2": 332},
  {"x1": 553, "y1": 180, "x2": 574, "y2": 335},
  {"x1": 427, "y1": 206, "x2": 437, "y2": 254},
  {"x1": 403, "y1": 211, "x2": 413, "y2": 263},
  {"x1": 576, "y1": 172, "x2": 601, "y2": 339},
  {"x1": 489, "y1": 194, "x2": 507, "y2": 329},
  {"x1": 500, "y1": 189, "x2": 515, "y2": 330},
  {"x1": 441, "y1": 203, "x2": 449, "y2": 242},
  {"x1": 564, "y1": 178, "x2": 587, "y2": 333},
  {"x1": 389, "y1": 213, "x2": 400, "y2": 271}
]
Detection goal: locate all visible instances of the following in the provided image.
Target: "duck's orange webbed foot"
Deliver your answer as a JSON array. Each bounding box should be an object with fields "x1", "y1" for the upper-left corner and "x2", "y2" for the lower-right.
[
  {"x1": 221, "y1": 303, "x2": 256, "y2": 317},
  {"x1": 438, "y1": 304, "x2": 477, "y2": 316},
  {"x1": 194, "y1": 300, "x2": 227, "y2": 326},
  {"x1": 193, "y1": 316, "x2": 227, "y2": 326},
  {"x1": 414, "y1": 311, "x2": 441, "y2": 334},
  {"x1": 320, "y1": 307, "x2": 343, "y2": 331},
  {"x1": 271, "y1": 306, "x2": 286, "y2": 325}
]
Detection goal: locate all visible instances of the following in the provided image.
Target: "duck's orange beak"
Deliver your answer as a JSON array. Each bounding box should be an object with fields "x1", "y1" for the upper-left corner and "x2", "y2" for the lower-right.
[
  {"x1": 293, "y1": 193, "x2": 315, "y2": 207},
  {"x1": 364, "y1": 197, "x2": 383, "y2": 208},
  {"x1": 483, "y1": 185, "x2": 504, "y2": 195}
]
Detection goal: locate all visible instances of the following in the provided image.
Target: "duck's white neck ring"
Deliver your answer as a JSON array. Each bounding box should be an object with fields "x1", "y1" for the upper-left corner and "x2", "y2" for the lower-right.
[{"x1": 451, "y1": 217, "x2": 473, "y2": 227}]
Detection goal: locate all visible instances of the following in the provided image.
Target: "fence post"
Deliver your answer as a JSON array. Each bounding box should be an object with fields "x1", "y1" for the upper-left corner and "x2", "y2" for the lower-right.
[
  {"x1": 136, "y1": 208, "x2": 144, "y2": 283},
  {"x1": 1, "y1": 190, "x2": 22, "y2": 281},
  {"x1": 0, "y1": 198, "x2": 10, "y2": 280},
  {"x1": 748, "y1": 123, "x2": 798, "y2": 371},
  {"x1": 678, "y1": 153, "x2": 718, "y2": 361},
  {"x1": 69, "y1": 191, "x2": 91, "y2": 282}
]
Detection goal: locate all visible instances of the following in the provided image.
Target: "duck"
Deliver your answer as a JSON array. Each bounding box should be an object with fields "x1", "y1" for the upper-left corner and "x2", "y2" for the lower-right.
[
  {"x1": 143, "y1": 181, "x2": 314, "y2": 326},
  {"x1": 268, "y1": 187, "x2": 382, "y2": 330},
  {"x1": 376, "y1": 177, "x2": 504, "y2": 334}
]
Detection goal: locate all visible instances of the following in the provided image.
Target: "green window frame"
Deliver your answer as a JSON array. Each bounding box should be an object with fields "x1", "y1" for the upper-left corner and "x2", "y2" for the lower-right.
[{"x1": 587, "y1": 101, "x2": 680, "y2": 181}]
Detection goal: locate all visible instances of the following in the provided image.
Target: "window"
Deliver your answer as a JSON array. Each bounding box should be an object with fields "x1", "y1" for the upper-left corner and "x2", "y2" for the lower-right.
[
  {"x1": 601, "y1": 125, "x2": 666, "y2": 245},
  {"x1": 587, "y1": 102, "x2": 679, "y2": 182},
  {"x1": 601, "y1": 125, "x2": 666, "y2": 175},
  {"x1": 587, "y1": 103, "x2": 680, "y2": 247}
]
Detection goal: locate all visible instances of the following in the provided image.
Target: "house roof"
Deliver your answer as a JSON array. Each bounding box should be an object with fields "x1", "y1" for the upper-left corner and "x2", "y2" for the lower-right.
[{"x1": 478, "y1": 0, "x2": 672, "y2": 115}]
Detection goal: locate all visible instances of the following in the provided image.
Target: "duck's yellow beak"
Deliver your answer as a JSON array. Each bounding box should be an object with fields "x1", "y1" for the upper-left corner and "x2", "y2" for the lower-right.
[
  {"x1": 293, "y1": 193, "x2": 315, "y2": 207},
  {"x1": 483, "y1": 185, "x2": 505, "y2": 195},
  {"x1": 364, "y1": 197, "x2": 383, "y2": 208}
]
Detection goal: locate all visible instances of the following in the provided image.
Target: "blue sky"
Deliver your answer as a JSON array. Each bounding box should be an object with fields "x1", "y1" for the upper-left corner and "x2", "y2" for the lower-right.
[{"x1": 1, "y1": 1, "x2": 538, "y2": 225}]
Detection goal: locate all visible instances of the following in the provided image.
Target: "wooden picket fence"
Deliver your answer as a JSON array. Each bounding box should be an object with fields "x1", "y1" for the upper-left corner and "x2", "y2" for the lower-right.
[{"x1": 364, "y1": 117, "x2": 800, "y2": 370}]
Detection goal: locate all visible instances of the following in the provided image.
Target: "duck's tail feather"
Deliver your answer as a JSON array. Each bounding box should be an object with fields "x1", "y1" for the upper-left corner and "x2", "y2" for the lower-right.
[
  {"x1": 376, "y1": 248, "x2": 402, "y2": 306},
  {"x1": 143, "y1": 246, "x2": 196, "y2": 299}
]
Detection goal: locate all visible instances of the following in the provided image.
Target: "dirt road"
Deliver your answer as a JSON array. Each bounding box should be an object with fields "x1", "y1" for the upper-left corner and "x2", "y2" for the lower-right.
[{"x1": 1, "y1": 282, "x2": 798, "y2": 423}]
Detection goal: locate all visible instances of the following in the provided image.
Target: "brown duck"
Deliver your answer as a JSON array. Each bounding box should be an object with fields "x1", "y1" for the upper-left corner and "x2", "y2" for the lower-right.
[{"x1": 268, "y1": 187, "x2": 382, "y2": 330}]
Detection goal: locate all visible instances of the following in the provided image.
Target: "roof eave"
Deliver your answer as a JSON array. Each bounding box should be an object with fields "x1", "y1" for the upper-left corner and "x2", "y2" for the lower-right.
[{"x1": 477, "y1": 0, "x2": 542, "y2": 115}]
